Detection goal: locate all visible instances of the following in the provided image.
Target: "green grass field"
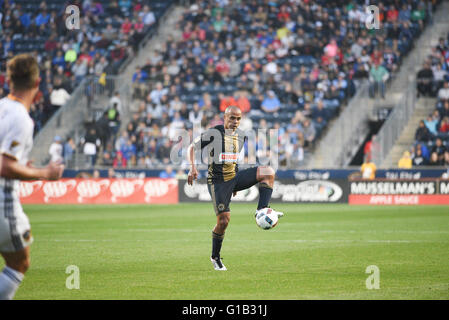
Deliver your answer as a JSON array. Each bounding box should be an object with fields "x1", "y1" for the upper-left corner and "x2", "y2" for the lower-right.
[{"x1": 3, "y1": 204, "x2": 449, "y2": 300}]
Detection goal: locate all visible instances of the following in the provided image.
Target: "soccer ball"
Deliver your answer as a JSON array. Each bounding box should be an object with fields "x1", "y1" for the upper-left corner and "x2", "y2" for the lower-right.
[{"x1": 255, "y1": 208, "x2": 279, "y2": 230}]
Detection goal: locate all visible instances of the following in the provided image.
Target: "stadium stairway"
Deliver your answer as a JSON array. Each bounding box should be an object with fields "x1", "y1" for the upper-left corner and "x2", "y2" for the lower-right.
[
  {"x1": 308, "y1": 0, "x2": 449, "y2": 169},
  {"x1": 120, "y1": 5, "x2": 185, "y2": 115},
  {"x1": 379, "y1": 1, "x2": 449, "y2": 168},
  {"x1": 382, "y1": 97, "x2": 436, "y2": 168}
]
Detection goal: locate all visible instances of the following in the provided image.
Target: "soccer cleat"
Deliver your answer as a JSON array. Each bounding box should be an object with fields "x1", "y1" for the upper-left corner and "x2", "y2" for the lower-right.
[
  {"x1": 210, "y1": 256, "x2": 227, "y2": 271},
  {"x1": 272, "y1": 209, "x2": 284, "y2": 218}
]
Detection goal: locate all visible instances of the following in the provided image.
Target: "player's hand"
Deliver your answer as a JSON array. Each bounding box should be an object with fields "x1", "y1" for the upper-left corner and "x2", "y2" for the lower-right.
[
  {"x1": 233, "y1": 191, "x2": 237, "y2": 197},
  {"x1": 45, "y1": 162, "x2": 65, "y2": 180},
  {"x1": 187, "y1": 166, "x2": 198, "y2": 185}
]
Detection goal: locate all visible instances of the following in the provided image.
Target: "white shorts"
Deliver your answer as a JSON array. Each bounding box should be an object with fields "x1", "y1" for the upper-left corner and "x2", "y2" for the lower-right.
[{"x1": 0, "y1": 201, "x2": 33, "y2": 253}]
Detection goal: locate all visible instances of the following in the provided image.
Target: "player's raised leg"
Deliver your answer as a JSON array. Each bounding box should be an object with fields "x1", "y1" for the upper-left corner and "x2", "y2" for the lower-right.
[{"x1": 256, "y1": 166, "x2": 283, "y2": 218}]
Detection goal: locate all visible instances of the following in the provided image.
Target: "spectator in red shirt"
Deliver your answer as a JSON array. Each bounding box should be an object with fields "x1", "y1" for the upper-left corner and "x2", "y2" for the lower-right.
[
  {"x1": 121, "y1": 17, "x2": 132, "y2": 34},
  {"x1": 235, "y1": 91, "x2": 251, "y2": 114},
  {"x1": 182, "y1": 24, "x2": 193, "y2": 41},
  {"x1": 193, "y1": 25, "x2": 206, "y2": 41},
  {"x1": 113, "y1": 151, "x2": 127, "y2": 168},
  {"x1": 277, "y1": 5, "x2": 290, "y2": 22},
  {"x1": 44, "y1": 34, "x2": 58, "y2": 52},
  {"x1": 386, "y1": 5, "x2": 399, "y2": 22},
  {"x1": 219, "y1": 93, "x2": 237, "y2": 112},
  {"x1": 134, "y1": 16, "x2": 145, "y2": 33},
  {"x1": 439, "y1": 117, "x2": 449, "y2": 133},
  {"x1": 215, "y1": 57, "x2": 230, "y2": 79}
]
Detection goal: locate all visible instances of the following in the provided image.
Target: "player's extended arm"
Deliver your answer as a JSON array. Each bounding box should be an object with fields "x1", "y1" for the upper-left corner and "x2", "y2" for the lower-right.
[
  {"x1": 0, "y1": 154, "x2": 64, "y2": 181},
  {"x1": 187, "y1": 144, "x2": 198, "y2": 185}
]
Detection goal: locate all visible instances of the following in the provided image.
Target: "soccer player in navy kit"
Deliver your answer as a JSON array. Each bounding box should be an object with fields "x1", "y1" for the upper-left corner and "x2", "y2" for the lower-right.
[{"x1": 187, "y1": 106, "x2": 283, "y2": 270}]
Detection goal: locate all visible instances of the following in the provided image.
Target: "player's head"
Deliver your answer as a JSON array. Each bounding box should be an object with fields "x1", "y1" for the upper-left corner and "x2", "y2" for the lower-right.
[
  {"x1": 6, "y1": 53, "x2": 40, "y2": 96},
  {"x1": 223, "y1": 106, "x2": 242, "y2": 131}
]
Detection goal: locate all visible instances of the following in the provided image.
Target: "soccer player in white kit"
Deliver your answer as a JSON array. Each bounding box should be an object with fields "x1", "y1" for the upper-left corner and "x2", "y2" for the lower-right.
[{"x1": 0, "y1": 54, "x2": 64, "y2": 300}]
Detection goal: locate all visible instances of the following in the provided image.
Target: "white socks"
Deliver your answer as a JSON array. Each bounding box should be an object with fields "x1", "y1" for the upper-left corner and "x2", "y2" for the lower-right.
[{"x1": 0, "y1": 267, "x2": 24, "y2": 300}]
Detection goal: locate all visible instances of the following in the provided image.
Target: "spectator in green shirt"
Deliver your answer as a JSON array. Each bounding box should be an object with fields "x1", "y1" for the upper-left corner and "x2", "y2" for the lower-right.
[{"x1": 369, "y1": 61, "x2": 389, "y2": 99}]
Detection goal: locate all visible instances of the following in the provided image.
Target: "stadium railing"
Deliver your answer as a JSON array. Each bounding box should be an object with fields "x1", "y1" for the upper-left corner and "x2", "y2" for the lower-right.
[
  {"x1": 372, "y1": 79, "x2": 417, "y2": 168},
  {"x1": 311, "y1": 81, "x2": 373, "y2": 168}
]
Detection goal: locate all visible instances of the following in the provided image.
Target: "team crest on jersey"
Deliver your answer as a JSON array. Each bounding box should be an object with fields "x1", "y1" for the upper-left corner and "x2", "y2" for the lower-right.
[
  {"x1": 22, "y1": 230, "x2": 32, "y2": 242},
  {"x1": 10, "y1": 140, "x2": 20, "y2": 148}
]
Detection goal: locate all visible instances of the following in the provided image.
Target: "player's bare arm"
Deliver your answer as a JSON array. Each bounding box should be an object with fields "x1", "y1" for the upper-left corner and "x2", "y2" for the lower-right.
[
  {"x1": 0, "y1": 154, "x2": 64, "y2": 181},
  {"x1": 187, "y1": 143, "x2": 198, "y2": 186}
]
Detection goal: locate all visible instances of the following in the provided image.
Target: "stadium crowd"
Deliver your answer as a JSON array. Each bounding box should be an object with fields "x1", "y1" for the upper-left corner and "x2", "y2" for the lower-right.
[
  {"x1": 1, "y1": 0, "x2": 441, "y2": 169},
  {"x1": 88, "y1": 0, "x2": 434, "y2": 169},
  {"x1": 411, "y1": 31, "x2": 449, "y2": 167},
  {"x1": 0, "y1": 0, "x2": 166, "y2": 136}
]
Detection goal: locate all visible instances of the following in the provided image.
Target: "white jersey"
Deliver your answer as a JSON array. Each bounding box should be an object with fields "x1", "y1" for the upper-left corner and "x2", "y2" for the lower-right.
[{"x1": 0, "y1": 96, "x2": 34, "y2": 252}]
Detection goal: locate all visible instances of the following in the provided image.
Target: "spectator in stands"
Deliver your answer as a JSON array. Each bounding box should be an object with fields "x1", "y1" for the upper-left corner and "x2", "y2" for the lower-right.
[
  {"x1": 361, "y1": 156, "x2": 376, "y2": 180},
  {"x1": 49, "y1": 80, "x2": 71, "y2": 110},
  {"x1": 49, "y1": 136, "x2": 63, "y2": 164},
  {"x1": 412, "y1": 145, "x2": 427, "y2": 166},
  {"x1": 437, "y1": 81, "x2": 449, "y2": 102},
  {"x1": 109, "y1": 91, "x2": 123, "y2": 115},
  {"x1": 439, "y1": 117, "x2": 449, "y2": 133},
  {"x1": 157, "y1": 139, "x2": 172, "y2": 164},
  {"x1": 96, "y1": 112, "x2": 112, "y2": 148},
  {"x1": 431, "y1": 138, "x2": 447, "y2": 162},
  {"x1": 417, "y1": 62, "x2": 435, "y2": 97},
  {"x1": 83, "y1": 127, "x2": 101, "y2": 167},
  {"x1": 132, "y1": 66, "x2": 149, "y2": 99},
  {"x1": 235, "y1": 91, "x2": 251, "y2": 114},
  {"x1": 63, "y1": 138, "x2": 76, "y2": 165},
  {"x1": 398, "y1": 151, "x2": 412, "y2": 169},
  {"x1": 443, "y1": 151, "x2": 449, "y2": 166},
  {"x1": 159, "y1": 165, "x2": 176, "y2": 178},
  {"x1": 302, "y1": 118, "x2": 316, "y2": 148},
  {"x1": 107, "y1": 103, "x2": 121, "y2": 136},
  {"x1": 369, "y1": 61, "x2": 389, "y2": 99},
  {"x1": 424, "y1": 114, "x2": 439, "y2": 137},
  {"x1": 440, "y1": 101, "x2": 449, "y2": 119},
  {"x1": 189, "y1": 103, "x2": 203, "y2": 128},
  {"x1": 432, "y1": 63, "x2": 448, "y2": 90},
  {"x1": 219, "y1": 93, "x2": 237, "y2": 113},
  {"x1": 415, "y1": 120, "x2": 433, "y2": 142},
  {"x1": 141, "y1": 5, "x2": 156, "y2": 26},
  {"x1": 113, "y1": 151, "x2": 127, "y2": 168},
  {"x1": 149, "y1": 82, "x2": 168, "y2": 105},
  {"x1": 261, "y1": 90, "x2": 281, "y2": 113},
  {"x1": 428, "y1": 152, "x2": 442, "y2": 166}
]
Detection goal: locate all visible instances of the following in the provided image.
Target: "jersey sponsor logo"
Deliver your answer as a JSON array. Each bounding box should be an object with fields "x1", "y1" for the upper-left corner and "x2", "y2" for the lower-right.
[{"x1": 219, "y1": 152, "x2": 239, "y2": 163}]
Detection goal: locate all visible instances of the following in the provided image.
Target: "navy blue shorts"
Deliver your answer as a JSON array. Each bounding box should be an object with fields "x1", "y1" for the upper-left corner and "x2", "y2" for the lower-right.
[{"x1": 207, "y1": 166, "x2": 259, "y2": 215}]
